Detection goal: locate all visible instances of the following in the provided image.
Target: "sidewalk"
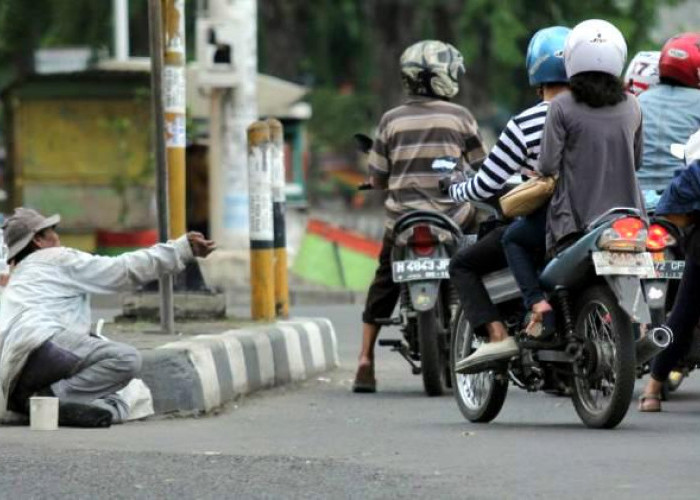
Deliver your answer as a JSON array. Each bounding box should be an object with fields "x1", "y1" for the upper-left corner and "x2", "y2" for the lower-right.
[{"x1": 104, "y1": 317, "x2": 339, "y2": 417}]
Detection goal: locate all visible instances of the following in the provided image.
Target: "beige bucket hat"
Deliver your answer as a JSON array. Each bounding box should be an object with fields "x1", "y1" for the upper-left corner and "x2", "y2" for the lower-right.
[{"x1": 2, "y1": 208, "x2": 60, "y2": 262}]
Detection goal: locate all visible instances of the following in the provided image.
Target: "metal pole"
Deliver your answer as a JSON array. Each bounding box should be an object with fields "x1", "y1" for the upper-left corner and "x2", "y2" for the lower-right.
[
  {"x1": 113, "y1": 0, "x2": 130, "y2": 61},
  {"x1": 248, "y1": 121, "x2": 275, "y2": 321},
  {"x1": 267, "y1": 118, "x2": 289, "y2": 318},
  {"x1": 148, "y1": 0, "x2": 175, "y2": 334},
  {"x1": 162, "y1": 0, "x2": 187, "y2": 239}
]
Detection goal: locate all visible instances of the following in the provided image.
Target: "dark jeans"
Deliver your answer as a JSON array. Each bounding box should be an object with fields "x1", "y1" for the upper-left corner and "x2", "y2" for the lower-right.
[
  {"x1": 449, "y1": 225, "x2": 509, "y2": 330},
  {"x1": 501, "y1": 205, "x2": 548, "y2": 309},
  {"x1": 651, "y1": 227, "x2": 700, "y2": 381},
  {"x1": 363, "y1": 232, "x2": 400, "y2": 325}
]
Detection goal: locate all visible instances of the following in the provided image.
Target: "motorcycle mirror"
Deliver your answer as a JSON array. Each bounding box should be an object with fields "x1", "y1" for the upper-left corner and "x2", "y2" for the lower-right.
[{"x1": 354, "y1": 133, "x2": 373, "y2": 154}]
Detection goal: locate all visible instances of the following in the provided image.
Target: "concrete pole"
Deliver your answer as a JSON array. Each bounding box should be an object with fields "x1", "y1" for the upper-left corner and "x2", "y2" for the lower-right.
[
  {"x1": 113, "y1": 0, "x2": 130, "y2": 61},
  {"x1": 208, "y1": 0, "x2": 258, "y2": 249},
  {"x1": 267, "y1": 118, "x2": 289, "y2": 318},
  {"x1": 148, "y1": 0, "x2": 175, "y2": 334},
  {"x1": 248, "y1": 121, "x2": 275, "y2": 320},
  {"x1": 162, "y1": 0, "x2": 187, "y2": 239}
]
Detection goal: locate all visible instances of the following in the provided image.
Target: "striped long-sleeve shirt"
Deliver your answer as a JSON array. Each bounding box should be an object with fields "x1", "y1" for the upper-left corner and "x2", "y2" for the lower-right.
[{"x1": 449, "y1": 101, "x2": 550, "y2": 202}]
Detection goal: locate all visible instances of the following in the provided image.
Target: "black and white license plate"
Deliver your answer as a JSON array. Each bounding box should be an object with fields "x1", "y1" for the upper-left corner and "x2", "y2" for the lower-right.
[
  {"x1": 392, "y1": 258, "x2": 450, "y2": 282},
  {"x1": 654, "y1": 260, "x2": 685, "y2": 279},
  {"x1": 592, "y1": 251, "x2": 655, "y2": 278}
]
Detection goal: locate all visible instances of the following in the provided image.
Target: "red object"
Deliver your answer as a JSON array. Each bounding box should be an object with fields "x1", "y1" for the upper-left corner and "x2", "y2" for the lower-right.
[
  {"x1": 410, "y1": 225, "x2": 436, "y2": 257},
  {"x1": 307, "y1": 219, "x2": 381, "y2": 258},
  {"x1": 647, "y1": 224, "x2": 673, "y2": 251},
  {"x1": 612, "y1": 217, "x2": 645, "y2": 240},
  {"x1": 95, "y1": 228, "x2": 158, "y2": 248},
  {"x1": 659, "y1": 33, "x2": 700, "y2": 88}
]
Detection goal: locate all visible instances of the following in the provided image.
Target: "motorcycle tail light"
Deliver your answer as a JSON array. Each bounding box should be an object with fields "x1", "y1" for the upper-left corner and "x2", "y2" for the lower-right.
[
  {"x1": 410, "y1": 225, "x2": 436, "y2": 256},
  {"x1": 646, "y1": 224, "x2": 676, "y2": 251},
  {"x1": 598, "y1": 217, "x2": 647, "y2": 252}
]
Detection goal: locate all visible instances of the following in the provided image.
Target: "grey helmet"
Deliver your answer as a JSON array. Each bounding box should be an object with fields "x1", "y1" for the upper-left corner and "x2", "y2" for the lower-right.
[{"x1": 400, "y1": 40, "x2": 465, "y2": 99}]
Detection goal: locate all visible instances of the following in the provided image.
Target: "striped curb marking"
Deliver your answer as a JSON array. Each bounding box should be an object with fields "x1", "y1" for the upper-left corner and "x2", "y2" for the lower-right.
[{"x1": 138, "y1": 318, "x2": 338, "y2": 415}]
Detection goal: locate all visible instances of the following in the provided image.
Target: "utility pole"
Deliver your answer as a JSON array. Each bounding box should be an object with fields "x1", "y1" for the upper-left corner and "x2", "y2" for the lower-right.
[
  {"x1": 204, "y1": 0, "x2": 258, "y2": 249},
  {"x1": 148, "y1": 0, "x2": 175, "y2": 334},
  {"x1": 162, "y1": 0, "x2": 187, "y2": 239}
]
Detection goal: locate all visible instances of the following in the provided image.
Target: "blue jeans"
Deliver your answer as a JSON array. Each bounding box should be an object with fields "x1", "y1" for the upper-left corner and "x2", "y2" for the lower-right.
[{"x1": 502, "y1": 205, "x2": 548, "y2": 309}]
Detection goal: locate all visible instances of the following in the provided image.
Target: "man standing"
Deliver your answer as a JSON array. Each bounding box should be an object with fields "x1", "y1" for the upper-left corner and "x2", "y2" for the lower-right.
[
  {"x1": 0, "y1": 208, "x2": 215, "y2": 426},
  {"x1": 353, "y1": 40, "x2": 487, "y2": 393}
]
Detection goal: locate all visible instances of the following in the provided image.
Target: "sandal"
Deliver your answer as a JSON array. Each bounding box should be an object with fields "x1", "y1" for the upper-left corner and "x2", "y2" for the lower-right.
[
  {"x1": 638, "y1": 393, "x2": 662, "y2": 412},
  {"x1": 523, "y1": 311, "x2": 555, "y2": 339},
  {"x1": 352, "y1": 363, "x2": 376, "y2": 393}
]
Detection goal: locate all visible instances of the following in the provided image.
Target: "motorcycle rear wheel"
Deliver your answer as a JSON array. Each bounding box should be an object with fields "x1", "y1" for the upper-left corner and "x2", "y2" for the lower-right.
[
  {"x1": 418, "y1": 309, "x2": 446, "y2": 396},
  {"x1": 570, "y1": 285, "x2": 635, "y2": 429},
  {"x1": 450, "y1": 307, "x2": 508, "y2": 422}
]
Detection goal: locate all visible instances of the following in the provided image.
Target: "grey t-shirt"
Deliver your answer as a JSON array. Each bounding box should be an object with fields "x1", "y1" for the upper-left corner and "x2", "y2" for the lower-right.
[{"x1": 539, "y1": 91, "x2": 645, "y2": 251}]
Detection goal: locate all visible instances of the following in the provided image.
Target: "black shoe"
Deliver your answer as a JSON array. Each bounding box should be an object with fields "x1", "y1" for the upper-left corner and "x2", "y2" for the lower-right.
[{"x1": 58, "y1": 401, "x2": 113, "y2": 428}]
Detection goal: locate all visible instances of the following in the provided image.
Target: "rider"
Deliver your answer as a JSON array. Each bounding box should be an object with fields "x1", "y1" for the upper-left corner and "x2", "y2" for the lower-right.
[
  {"x1": 458, "y1": 19, "x2": 645, "y2": 372},
  {"x1": 353, "y1": 40, "x2": 487, "y2": 393},
  {"x1": 636, "y1": 33, "x2": 700, "y2": 195},
  {"x1": 639, "y1": 129, "x2": 700, "y2": 412},
  {"x1": 447, "y1": 26, "x2": 571, "y2": 373}
]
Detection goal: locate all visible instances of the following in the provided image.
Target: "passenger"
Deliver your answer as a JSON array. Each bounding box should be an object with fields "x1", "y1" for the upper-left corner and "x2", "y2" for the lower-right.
[
  {"x1": 639, "y1": 129, "x2": 700, "y2": 412},
  {"x1": 449, "y1": 26, "x2": 571, "y2": 373},
  {"x1": 352, "y1": 40, "x2": 487, "y2": 393},
  {"x1": 457, "y1": 19, "x2": 645, "y2": 372},
  {"x1": 636, "y1": 33, "x2": 700, "y2": 196}
]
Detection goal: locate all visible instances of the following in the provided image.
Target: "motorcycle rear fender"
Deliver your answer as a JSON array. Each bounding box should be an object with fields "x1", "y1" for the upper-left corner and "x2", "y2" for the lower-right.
[
  {"x1": 408, "y1": 280, "x2": 440, "y2": 312},
  {"x1": 641, "y1": 278, "x2": 669, "y2": 326},
  {"x1": 604, "y1": 275, "x2": 651, "y2": 324}
]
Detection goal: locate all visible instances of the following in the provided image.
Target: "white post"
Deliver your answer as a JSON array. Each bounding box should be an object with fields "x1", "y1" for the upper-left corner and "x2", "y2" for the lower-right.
[
  {"x1": 113, "y1": 0, "x2": 130, "y2": 61},
  {"x1": 207, "y1": 0, "x2": 258, "y2": 249}
]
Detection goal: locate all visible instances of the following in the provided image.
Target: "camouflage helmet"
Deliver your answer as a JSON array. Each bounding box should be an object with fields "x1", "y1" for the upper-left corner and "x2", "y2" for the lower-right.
[{"x1": 400, "y1": 40, "x2": 465, "y2": 99}]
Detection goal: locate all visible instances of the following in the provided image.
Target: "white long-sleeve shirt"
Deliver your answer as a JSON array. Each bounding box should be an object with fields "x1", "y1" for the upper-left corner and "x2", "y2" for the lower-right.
[
  {"x1": 449, "y1": 101, "x2": 549, "y2": 202},
  {"x1": 0, "y1": 236, "x2": 193, "y2": 415}
]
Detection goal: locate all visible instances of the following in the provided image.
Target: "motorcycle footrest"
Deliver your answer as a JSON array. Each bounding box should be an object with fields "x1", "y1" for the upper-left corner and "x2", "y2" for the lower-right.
[
  {"x1": 378, "y1": 339, "x2": 403, "y2": 348},
  {"x1": 374, "y1": 317, "x2": 402, "y2": 326}
]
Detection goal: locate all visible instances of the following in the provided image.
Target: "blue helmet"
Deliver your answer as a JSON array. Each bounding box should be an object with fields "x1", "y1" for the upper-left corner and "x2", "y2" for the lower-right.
[{"x1": 526, "y1": 26, "x2": 571, "y2": 86}]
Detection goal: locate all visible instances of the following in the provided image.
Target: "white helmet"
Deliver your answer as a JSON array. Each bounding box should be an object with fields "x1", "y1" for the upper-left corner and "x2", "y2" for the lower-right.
[
  {"x1": 624, "y1": 51, "x2": 660, "y2": 95},
  {"x1": 564, "y1": 19, "x2": 628, "y2": 78}
]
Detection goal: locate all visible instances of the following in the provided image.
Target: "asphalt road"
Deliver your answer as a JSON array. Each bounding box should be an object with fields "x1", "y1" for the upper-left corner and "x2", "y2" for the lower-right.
[{"x1": 2, "y1": 304, "x2": 700, "y2": 499}]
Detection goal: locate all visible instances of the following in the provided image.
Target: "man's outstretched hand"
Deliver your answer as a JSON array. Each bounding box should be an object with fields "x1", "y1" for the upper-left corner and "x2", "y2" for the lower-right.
[{"x1": 187, "y1": 232, "x2": 216, "y2": 258}]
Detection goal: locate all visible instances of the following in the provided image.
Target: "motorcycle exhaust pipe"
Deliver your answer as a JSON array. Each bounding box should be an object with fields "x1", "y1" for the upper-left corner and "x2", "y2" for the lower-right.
[{"x1": 636, "y1": 326, "x2": 674, "y2": 366}]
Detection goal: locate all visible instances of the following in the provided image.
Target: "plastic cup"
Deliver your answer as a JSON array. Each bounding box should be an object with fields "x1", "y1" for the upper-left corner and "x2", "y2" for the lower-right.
[{"x1": 29, "y1": 396, "x2": 59, "y2": 431}]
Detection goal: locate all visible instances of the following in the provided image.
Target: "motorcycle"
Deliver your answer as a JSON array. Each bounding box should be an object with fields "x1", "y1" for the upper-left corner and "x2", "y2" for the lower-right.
[
  {"x1": 356, "y1": 133, "x2": 463, "y2": 396},
  {"x1": 451, "y1": 205, "x2": 674, "y2": 429}
]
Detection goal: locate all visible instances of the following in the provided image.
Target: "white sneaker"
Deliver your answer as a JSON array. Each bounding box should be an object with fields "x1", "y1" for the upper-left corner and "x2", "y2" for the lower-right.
[{"x1": 454, "y1": 337, "x2": 519, "y2": 374}]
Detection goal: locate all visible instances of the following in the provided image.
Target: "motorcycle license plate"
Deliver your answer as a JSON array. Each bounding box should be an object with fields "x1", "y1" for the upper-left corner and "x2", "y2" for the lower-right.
[
  {"x1": 392, "y1": 258, "x2": 450, "y2": 282},
  {"x1": 654, "y1": 260, "x2": 685, "y2": 279},
  {"x1": 592, "y1": 251, "x2": 655, "y2": 278}
]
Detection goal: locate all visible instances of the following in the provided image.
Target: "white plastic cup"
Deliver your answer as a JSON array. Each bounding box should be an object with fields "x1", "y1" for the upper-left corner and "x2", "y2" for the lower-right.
[{"x1": 29, "y1": 396, "x2": 59, "y2": 431}]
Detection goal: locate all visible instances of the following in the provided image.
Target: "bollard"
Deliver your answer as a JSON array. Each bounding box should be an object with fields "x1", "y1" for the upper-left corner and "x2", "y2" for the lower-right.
[
  {"x1": 267, "y1": 119, "x2": 290, "y2": 318},
  {"x1": 247, "y1": 121, "x2": 275, "y2": 321}
]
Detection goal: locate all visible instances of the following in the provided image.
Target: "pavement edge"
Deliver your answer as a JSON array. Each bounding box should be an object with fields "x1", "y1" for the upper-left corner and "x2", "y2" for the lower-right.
[{"x1": 138, "y1": 318, "x2": 339, "y2": 415}]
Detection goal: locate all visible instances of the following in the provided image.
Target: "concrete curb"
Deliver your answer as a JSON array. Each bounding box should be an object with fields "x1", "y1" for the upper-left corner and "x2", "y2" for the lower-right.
[{"x1": 138, "y1": 318, "x2": 339, "y2": 415}]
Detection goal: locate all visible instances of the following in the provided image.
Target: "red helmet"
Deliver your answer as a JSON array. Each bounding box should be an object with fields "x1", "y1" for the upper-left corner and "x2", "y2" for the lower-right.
[{"x1": 659, "y1": 32, "x2": 700, "y2": 88}]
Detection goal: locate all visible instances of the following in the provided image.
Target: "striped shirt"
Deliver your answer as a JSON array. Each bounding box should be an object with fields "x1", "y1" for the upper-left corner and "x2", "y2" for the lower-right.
[
  {"x1": 369, "y1": 96, "x2": 486, "y2": 229},
  {"x1": 449, "y1": 101, "x2": 549, "y2": 202}
]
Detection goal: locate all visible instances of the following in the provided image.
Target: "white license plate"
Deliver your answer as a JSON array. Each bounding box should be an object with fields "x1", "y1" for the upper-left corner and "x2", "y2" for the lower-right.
[
  {"x1": 392, "y1": 258, "x2": 450, "y2": 282},
  {"x1": 592, "y1": 251, "x2": 655, "y2": 278},
  {"x1": 654, "y1": 260, "x2": 685, "y2": 279}
]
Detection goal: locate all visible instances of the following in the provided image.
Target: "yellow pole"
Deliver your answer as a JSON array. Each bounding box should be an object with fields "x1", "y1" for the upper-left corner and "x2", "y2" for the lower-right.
[
  {"x1": 162, "y1": 0, "x2": 187, "y2": 238},
  {"x1": 248, "y1": 121, "x2": 275, "y2": 321},
  {"x1": 267, "y1": 119, "x2": 289, "y2": 318}
]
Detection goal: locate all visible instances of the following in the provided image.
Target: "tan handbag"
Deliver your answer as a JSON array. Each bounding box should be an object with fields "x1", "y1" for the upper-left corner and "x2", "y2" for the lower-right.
[{"x1": 499, "y1": 176, "x2": 557, "y2": 218}]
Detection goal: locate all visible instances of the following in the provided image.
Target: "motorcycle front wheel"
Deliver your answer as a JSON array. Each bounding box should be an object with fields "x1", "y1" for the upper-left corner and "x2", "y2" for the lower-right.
[
  {"x1": 570, "y1": 285, "x2": 636, "y2": 429},
  {"x1": 450, "y1": 307, "x2": 507, "y2": 422}
]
